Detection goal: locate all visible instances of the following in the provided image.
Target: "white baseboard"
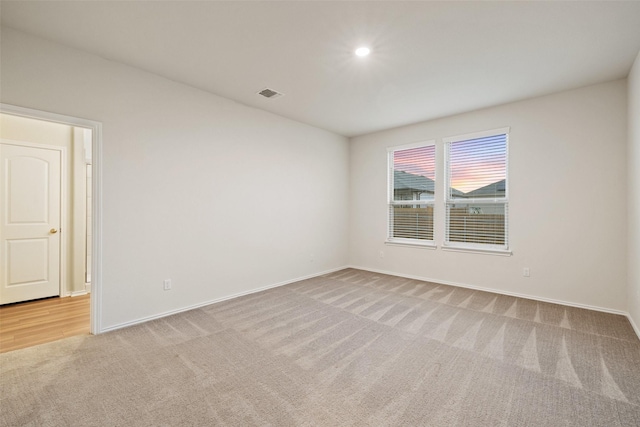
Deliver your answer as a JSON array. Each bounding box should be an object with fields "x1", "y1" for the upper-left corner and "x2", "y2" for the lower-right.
[
  {"x1": 97, "y1": 264, "x2": 640, "y2": 342},
  {"x1": 348, "y1": 265, "x2": 640, "y2": 341},
  {"x1": 70, "y1": 289, "x2": 89, "y2": 297},
  {"x1": 99, "y1": 265, "x2": 350, "y2": 334},
  {"x1": 347, "y1": 264, "x2": 629, "y2": 317}
]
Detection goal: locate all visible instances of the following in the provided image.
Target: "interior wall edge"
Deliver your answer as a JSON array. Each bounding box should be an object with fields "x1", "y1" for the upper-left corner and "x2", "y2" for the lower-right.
[
  {"x1": 628, "y1": 315, "x2": 640, "y2": 341},
  {"x1": 627, "y1": 49, "x2": 640, "y2": 341}
]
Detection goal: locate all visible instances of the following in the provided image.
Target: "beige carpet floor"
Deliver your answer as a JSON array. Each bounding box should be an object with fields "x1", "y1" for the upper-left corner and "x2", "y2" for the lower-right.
[{"x1": 1, "y1": 268, "x2": 639, "y2": 426}]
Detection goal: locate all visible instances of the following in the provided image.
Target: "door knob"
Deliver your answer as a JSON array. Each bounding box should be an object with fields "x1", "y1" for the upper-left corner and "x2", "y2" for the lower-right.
[{"x1": 50, "y1": 228, "x2": 58, "y2": 234}]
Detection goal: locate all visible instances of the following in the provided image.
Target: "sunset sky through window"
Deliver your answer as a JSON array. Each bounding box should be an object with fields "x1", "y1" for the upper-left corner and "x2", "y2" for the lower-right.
[
  {"x1": 393, "y1": 145, "x2": 435, "y2": 181},
  {"x1": 393, "y1": 134, "x2": 506, "y2": 194},
  {"x1": 448, "y1": 134, "x2": 507, "y2": 194}
]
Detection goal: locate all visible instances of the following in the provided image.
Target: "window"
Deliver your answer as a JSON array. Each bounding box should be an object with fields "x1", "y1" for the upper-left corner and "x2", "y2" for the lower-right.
[
  {"x1": 387, "y1": 142, "x2": 436, "y2": 245},
  {"x1": 444, "y1": 128, "x2": 509, "y2": 252}
]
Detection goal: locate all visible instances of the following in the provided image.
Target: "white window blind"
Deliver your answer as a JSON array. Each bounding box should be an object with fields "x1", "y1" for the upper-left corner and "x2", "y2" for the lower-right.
[
  {"x1": 387, "y1": 142, "x2": 436, "y2": 244},
  {"x1": 444, "y1": 130, "x2": 509, "y2": 250}
]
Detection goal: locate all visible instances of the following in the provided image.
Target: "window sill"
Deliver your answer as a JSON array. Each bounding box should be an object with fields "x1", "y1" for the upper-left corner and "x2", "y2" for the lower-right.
[
  {"x1": 441, "y1": 245, "x2": 512, "y2": 256},
  {"x1": 385, "y1": 240, "x2": 437, "y2": 249}
]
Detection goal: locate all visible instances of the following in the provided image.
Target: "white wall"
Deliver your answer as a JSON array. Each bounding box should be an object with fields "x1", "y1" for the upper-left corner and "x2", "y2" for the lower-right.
[
  {"x1": 350, "y1": 80, "x2": 628, "y2": 312},
  {"x1": 629, "y1": 50, "x2": 640, "y2": 332},
  {"x1": 0, "y1": 27, "x2": 349, "y2": 330}
]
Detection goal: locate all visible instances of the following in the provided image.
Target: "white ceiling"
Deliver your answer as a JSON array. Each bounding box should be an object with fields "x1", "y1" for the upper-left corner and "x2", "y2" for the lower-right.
[{"x1": 2, "y1": 1, "x2": 640, "y2": 137}]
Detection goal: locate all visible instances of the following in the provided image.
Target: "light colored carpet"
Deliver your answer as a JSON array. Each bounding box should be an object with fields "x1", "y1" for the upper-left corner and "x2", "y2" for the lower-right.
[{"x1": 1, "y1": 268, "x2": 639, "y2": 426}]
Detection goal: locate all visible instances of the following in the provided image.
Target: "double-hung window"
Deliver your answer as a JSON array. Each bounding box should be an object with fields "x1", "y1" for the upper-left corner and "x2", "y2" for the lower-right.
[
  {"x1": 387, "y1": 141, "x2": 436, "y2": 245},
  {"x1": 443, "y1": 128, "x2": 509, "y2": 252}
]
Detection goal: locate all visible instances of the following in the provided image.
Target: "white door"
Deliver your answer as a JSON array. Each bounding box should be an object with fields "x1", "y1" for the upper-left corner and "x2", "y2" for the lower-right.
[{"x1": 0, "y1": 143, "x2": 61, "y2": 304}]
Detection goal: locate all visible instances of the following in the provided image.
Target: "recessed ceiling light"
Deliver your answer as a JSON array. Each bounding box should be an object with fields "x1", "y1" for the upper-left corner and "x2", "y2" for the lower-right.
[{"x1": 355, "y1": 47, "x2": 371, "y2": 57}]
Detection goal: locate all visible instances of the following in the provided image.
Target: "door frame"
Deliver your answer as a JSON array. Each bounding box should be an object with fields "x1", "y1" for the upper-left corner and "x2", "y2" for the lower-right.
[
  {"x1": 0, "y1": 139, "x2": 67, "y2": 302},
  {"x1": 1, "y1": 103, "x2": 103, "y2": 335}
]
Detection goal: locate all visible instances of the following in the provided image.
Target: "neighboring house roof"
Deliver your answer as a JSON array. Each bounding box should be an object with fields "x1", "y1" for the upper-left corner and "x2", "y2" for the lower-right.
[
  {"x1": 450, "y1": 188, "x2": 466, "y2": 198},
  {"x1": 395, "y1": 170, "x2": 505, "y2": 198},
  {"x1": 463, "y1": 179, "x2": 506, "y2": 198},
  {"x1": 394, "y1": 170, "x2": 434, "y2": 194}
]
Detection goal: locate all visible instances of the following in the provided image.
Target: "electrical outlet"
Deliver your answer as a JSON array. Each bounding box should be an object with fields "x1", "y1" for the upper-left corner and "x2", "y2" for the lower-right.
[
  {"x1": 310, "y1": 253, "x2": 314, "y2": 263},
  {"x1": 379, "y1": 250, "x2": 384, "y2": 258},
  {"x1": 523, "y1": 268, "x2": 530, "y2": 277},
  {"x1": 163, "y1": 279, "x2": 172, "y2": 290}
]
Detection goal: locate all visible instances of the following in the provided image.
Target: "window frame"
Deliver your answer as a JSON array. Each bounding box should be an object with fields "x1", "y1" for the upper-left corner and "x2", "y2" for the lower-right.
[
  {"x1": 386, "y1": 140, "x2": 437, "y2": 248},
  {"x1": 442, "y1": 128, "x2": 511, "y2": 255}
]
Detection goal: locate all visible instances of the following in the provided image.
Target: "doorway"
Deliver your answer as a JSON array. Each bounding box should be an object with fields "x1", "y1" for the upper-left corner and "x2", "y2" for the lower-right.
[{"x1": 0, "y1": 104, "x2": 102, "y2": 340}]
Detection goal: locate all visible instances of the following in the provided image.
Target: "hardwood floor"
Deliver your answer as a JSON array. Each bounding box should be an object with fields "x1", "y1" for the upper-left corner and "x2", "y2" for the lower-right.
[{"x1": 0, "y1": 294, "x2": 90, "y2": 353}]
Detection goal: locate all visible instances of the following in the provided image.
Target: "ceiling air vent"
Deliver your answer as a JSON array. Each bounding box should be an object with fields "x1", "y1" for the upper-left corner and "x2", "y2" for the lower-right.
[{"x1": 257, "y1": 88, "x2": 284, "y2": 99}]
